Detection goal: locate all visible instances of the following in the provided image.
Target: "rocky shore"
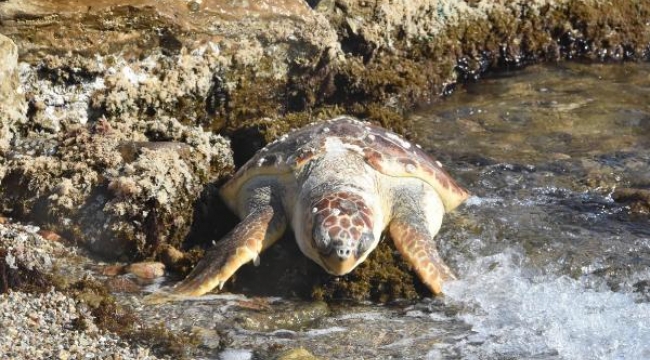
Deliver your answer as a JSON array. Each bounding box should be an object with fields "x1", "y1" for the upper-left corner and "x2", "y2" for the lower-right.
[{"x1": 1, "y1": 0, "x2": 650, "y2": 358}]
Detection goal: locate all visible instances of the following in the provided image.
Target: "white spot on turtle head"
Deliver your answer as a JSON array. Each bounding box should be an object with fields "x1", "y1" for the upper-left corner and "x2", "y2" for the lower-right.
[
  {"x1": 367, "y1": 134, "x2": 376, "y2": 141},
  {"x1": 405, "y1": 164, "x2": 416, "y2": 173}
]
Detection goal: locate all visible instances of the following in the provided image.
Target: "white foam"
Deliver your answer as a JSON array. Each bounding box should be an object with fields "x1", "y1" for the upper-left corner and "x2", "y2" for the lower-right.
[
  {"x1": 219, "y1": 348, "x2": 252, "y2": 360},
  {"x1": 444, "y1": 250, "x2": 650, "y2": 359},
  {"x1": 304, "y1": 327, "x2": 347, "y2": 337},
  {"x1": 335, "y1": 312, "x2": 386, "y2": 321}
]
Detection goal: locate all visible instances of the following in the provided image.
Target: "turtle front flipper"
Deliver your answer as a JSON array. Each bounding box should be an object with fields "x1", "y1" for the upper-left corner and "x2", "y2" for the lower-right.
[
  {"x1": 388, "y1": 186, "x2": 456, "y2": 295},
  {"x1": 144, "y1": 204, "x2": 286, "y2": 304}
]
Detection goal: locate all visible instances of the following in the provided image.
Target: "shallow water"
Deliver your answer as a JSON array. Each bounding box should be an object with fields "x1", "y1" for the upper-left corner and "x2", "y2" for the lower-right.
[
  {"x1": 139, "y1": 62, "x2": 650, "y2": 359},
  {"x1": 411, "y1": 62, "x2": 650, "y2": 359}
]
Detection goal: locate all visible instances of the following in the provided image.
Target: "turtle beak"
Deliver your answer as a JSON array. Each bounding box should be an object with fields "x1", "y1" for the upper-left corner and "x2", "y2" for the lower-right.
[
  {"x1": 319, "y1": 252, "x2": 359, "y2": 276},
  {"x1": 315, "y1": 232, "x2": 374, "y2": 276}
]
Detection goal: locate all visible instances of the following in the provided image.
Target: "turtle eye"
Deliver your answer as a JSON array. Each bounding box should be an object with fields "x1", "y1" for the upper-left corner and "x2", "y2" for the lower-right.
[
  {"x1": 312, "y1": 214, "x2": 332, "y2": 254},
  {"x1": 356, "y1": 232, "x2": 374, "y2": 256}
]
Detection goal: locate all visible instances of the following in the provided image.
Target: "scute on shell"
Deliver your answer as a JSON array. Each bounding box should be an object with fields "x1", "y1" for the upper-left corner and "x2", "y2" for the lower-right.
[{"x1": 220, "y1": 116, "x2": 469, "y2": 213}]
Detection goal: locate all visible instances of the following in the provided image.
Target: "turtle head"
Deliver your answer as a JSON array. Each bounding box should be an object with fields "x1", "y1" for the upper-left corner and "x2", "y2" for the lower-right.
[{"x1": 300, "y1": 190, "x2": 382, "y2": 275}]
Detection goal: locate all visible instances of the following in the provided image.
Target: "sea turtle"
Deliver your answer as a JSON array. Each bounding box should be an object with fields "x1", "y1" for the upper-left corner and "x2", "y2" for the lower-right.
[{"x1": 145, "y1": 116, "x2": 469, "y2": 303}]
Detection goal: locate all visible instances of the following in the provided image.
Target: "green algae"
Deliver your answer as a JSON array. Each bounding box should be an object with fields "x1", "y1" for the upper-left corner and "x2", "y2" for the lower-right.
[{"x1": 313, "y1": 237, "x2": 425, "y2": 303}]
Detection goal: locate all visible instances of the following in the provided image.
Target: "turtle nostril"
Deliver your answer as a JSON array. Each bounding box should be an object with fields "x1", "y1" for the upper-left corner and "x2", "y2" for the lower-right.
[{"x1": 336, "y1": 248, "x2": 352, "y2": 260}]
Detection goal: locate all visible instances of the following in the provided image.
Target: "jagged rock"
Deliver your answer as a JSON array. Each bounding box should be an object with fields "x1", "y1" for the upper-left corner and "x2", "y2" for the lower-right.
[{"x1": 0, "y1": 33, "x2": 26, "y2": 155}]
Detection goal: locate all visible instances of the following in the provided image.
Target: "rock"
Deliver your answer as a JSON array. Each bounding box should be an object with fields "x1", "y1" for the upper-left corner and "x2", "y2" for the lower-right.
[
  {"x1": 37, "y1": 230, "x2": 64, "y2": 243},
  {"x1": 104, "y1": 277, "x2": 140, "y2": 293},
  {"x1": 125, "y1": 262, "x2": 166, "y2": 279},
  {"x1": 273, "y1": 348, "x2": 321, "y2": 360},
  {"x1": 612, "y1": 187, "x2": 650, "y2": 214},
  {"x1": 190, "y1": 327, "x2": 221, "y2": 350},
  {"x1": 0, "y1": 33, "x2": 26, "y2": 153},
  {"x1": 0, "y1": 290, "x2": 161, "y2": 359},
  {"x1": 2, "y1": 0, "x2": 649, "y2": 263},
  {"x1": 235, "y1": 301, "x2": 330, "y2": 332},
  {"x1": 101, "y1": 265, "x2": 126, "y2": 277},
  {"x1": 612, "y1": 187, "x2": 650, "y2": 203},
  {"x1": 160, "y1": 245, "x2": 185, "y2": 264}
]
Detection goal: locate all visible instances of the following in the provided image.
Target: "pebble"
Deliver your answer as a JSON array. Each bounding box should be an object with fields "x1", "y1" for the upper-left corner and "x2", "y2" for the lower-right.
[
  {"x1": 37, "y1": 229, "x2": 65, "y2": 242},
  {"x1": 1, "y1": 222, "x2": 162, "y2": 359},
  {"x1": 105, "y1": 277, "x2": 141, "y2": 293},
  {"x1": 102, "y1": 264, "x2": 126, "y2": 276},
  {"x1": 0, "y1": 290, "x2": 161, "y2": 359},
  {"x1": 125, "y1": 262, "x2": 165, "y2": 279}
]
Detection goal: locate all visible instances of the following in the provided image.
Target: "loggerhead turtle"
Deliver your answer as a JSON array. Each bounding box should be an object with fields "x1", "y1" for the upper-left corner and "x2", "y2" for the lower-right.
[{"x1": 146, "y1": 116, "x2": 469, "y2": 303}]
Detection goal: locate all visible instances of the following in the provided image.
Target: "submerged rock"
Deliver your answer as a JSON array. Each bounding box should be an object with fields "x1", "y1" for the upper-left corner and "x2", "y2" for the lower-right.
[
  {"x1": 273, "y1": 348, "x2": 321, "y2": 360},
  {"x1": 612, "y1": 187, "x2": 650, "y2": 214},
  {"x1": 235, "y1": 301, "x2": 330, "y2": 332}
]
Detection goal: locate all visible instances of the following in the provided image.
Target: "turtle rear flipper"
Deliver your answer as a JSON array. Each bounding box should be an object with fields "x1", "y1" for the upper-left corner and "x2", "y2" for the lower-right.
[
  {"x1": 144, "y1": 204, "x2": 286, "y2": 305},
  {"x1": 389, "y1": 185, "x2": 456, "y2": 295}
]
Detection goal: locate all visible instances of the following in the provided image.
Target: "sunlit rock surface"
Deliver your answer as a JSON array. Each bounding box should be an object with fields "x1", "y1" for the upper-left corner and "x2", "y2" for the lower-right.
[
  {"x1": 0, "y1": 1, "x2": 650, "y2": 357},
  {"x1": 1, "y1": 0, "x2": 649, "y2": 258},
  {"x1": 0, "y1": 34, "x2": 26, "y2": 157}
]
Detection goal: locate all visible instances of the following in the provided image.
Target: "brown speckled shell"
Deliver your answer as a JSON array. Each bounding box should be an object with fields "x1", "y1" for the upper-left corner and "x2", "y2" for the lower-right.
[{"x1": 220, "y1": 116, "x2": 470, "y2": 212}]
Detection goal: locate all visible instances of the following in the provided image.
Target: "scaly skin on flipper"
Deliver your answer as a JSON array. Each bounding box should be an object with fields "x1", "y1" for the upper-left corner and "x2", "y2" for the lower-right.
[
  {"x1": 389, "y1": 220, "x2": 456, "y2": 294},
  {"x1": 386, "y1": 182, "x2": 457, "y2": 295},
  {"x1": 144, "y1": 204, "x2": 286, "y2": 304}
]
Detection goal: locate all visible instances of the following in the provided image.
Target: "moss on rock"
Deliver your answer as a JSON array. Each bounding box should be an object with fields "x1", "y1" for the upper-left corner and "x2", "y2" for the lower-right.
[{"x1": 1, "y1": 0, "x2": 650, "y2": 299}]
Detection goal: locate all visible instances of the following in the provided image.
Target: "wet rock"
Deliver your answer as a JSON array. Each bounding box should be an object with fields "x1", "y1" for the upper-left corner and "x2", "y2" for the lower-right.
[
  {"x1": 102, "y1": 265, "x2": 126, "y2": 277},
  {"x1": 105, "y1": 277, "x2": 141, "y2": 293},
  {"x1": 612, "y1": 187, "x2": 650, "y2": 214},
  {"x1": 235, "y1": 301, "x2": 330, "y2": 332},
  {"x1": 125, "y1": 262, "x2": 165, "y2": 280},
  {"x1": 190, "y1": 327, "x2": 221, "y2": 350},
  {"x1": 273, "y1": 348, "x2": 321, "y2": 360}
]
